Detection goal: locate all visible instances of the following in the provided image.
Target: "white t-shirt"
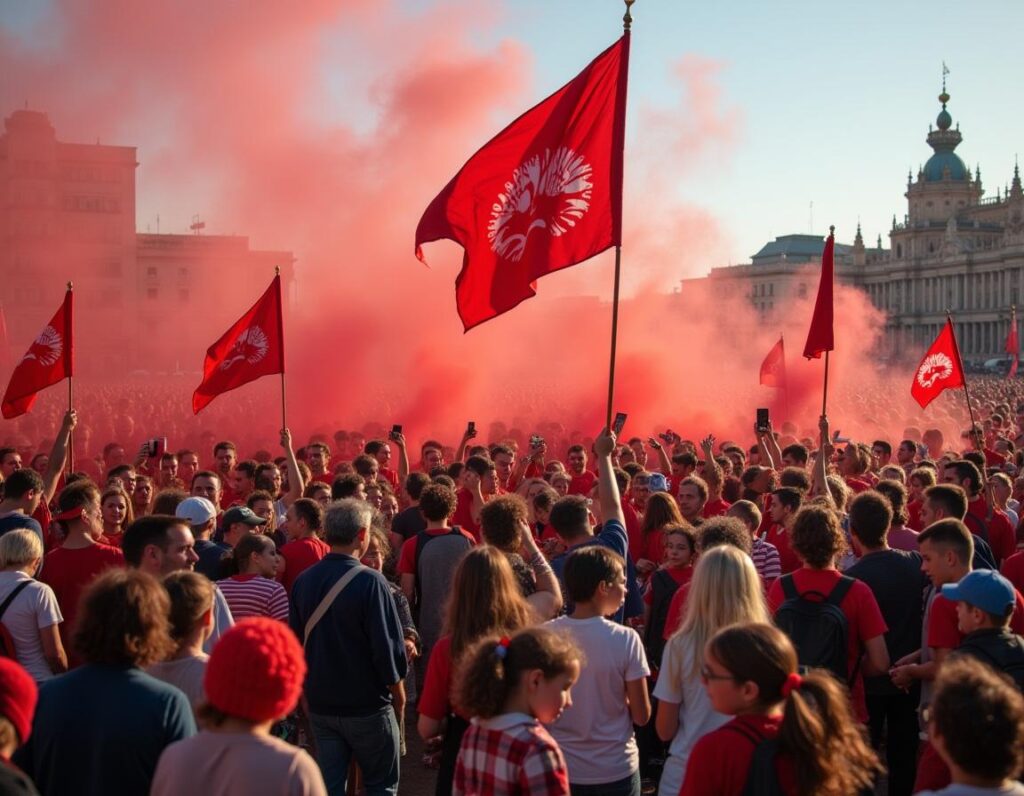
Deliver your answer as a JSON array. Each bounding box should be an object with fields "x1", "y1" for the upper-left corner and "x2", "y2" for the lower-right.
[
  {"x1": 652, "y1": 634, "x2": 729, "y2": 796},
  {"x1": 0, "y1": 571, "x2": 63, "y2": 682},
  {"x1": 545, "y1": 615, "x2": 650, "y2": 785},
  {"x1": 147, "y1": 654, "x2": 209, "y2": 708}
]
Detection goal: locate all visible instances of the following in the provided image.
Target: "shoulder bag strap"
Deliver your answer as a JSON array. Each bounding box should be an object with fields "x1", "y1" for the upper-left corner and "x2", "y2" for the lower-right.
[
  {"x1": 303, "y1": 565, "x2": 367, "y2": 648},
  {"x1": 0, "y1": 581, "x2": 30, "y2": 621}
]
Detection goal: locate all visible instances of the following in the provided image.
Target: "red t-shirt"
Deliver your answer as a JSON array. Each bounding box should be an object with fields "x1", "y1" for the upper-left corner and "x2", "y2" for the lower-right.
[
  {"x1": 906, "y1": 499, "x2": 923, "y2": 532},
  {"x1": 279, "y1": 536, "x2": 331, "y2": 594},
  {"x1": 702, "y1": 498, "x2": 731, "y2": 518},
  {"x1": 41, "y1": 543, "x2": 125, "y2": 658},
  {"x1": 680, "y1": 714, "x2": 795, "y2": 796},
  {"x1": 663, "y1": 582, "x2": 692, "y2": 640},
  {"x1": 845, "y1": 477, "x2": 872, "y2": 494},
  {"x1": 966, "y1": 497, "x2": 1016, "y2": 565},
  {"x1": 379, "y1": 467, "x2": 400, "y2": 492},
  {"x1": 927, "y1": 590, "x2": 1024, "y2": 649},
  {"x1": 630, "y1": 528, "x2": 664, "y2": 568},
  {"x1": 397, "y1": 526, "x2": 477, "y2": 575},
  {"x1": 643, "y1": 564, "x2": 693, "y2": 606},
  {"x1": 763, "y1": 524, "x2": 800, "y2": 575},
  {"x1": 767, "y1": 568, "x2": 888, "y2": 721},
  {"x1": 419, "y1": 634, "x2": 470, "y2": 721},
  {"x1": 452, "y1": 488, "x2": 482, "y2": 542},
  {"x1": 567, "y1": 471, "x2": 597, "y2": 496},
  {"x1": 1001, "y1": 551, "x2": 1024, "y2": 593}
]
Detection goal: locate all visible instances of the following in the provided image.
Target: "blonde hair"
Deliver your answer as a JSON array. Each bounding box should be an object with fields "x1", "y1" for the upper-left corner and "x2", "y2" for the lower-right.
[
  {"x1": 0, "y1": 529, "x2": 43, "y2": 568},
  {"x1": 664, "y1": 545, "x2": 769, "y2": 681}
]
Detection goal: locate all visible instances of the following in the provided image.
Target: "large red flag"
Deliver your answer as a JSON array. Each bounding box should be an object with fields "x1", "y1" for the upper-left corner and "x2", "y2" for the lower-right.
[
  {"x1": 193, "y1": 275, "x2": 284, "y2": 414},
  {"x1": 802, "y1": 230, "x2": 835, "y2": 359},
  {"x1": 759, "y1": 336, "x2": 787, "y2": 389},
  {"x1": 415, "y1": 35, "x2": 630, "y2": 331},
  {"x1": 1, "y1": 289, "x2": 73, "y2": 419},
  {"x1": 1006, "y1": 306, "x2": 1019, "y2": 379},
  {"x1": 0, "y1": 304, "x2": 9, "y2": 371},
  {"x1": 911, "y1": 319, "x2": 965, "y2": 409}
]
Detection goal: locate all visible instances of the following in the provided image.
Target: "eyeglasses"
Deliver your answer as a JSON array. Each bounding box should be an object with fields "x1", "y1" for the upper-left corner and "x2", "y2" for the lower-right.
[{"x1": 700, "y1": 665, "x2": 737, "y2": 684}]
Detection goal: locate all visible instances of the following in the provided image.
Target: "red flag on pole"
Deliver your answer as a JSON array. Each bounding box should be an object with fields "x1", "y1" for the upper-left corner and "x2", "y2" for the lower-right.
[
  {"x1": 1006, "y1": 306, "x2": 1019, "y2": 379},
  {"x1": 415, "y1": 35, "x2": 630, "y2": 331},
  {"x1": 911, "y1": 319, "x2": 965, "y2": 409},
  {"x1": 193, "y1": 275, "x2": 284, "y2": 414},
  {"x1": 759, "y1": 336, "x2": 787, "y2": 389},
  {"x1": 1, "y1": 288, "x2": 73, "y2": 419},
  {"x1": 802, "y1": 230, "x2": 835, "y2": 360},
  {"x1": 0, "y1": 305, "x2": 9, "y2": 371}
]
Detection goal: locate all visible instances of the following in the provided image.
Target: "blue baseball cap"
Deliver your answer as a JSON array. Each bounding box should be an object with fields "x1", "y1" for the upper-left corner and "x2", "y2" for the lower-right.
[
  {"x1": 941, "y1": 570, "x2": 1016, "y2": 617},
  {"x1": 647, "y1": 473, "x2": 669, "y2": 493}
]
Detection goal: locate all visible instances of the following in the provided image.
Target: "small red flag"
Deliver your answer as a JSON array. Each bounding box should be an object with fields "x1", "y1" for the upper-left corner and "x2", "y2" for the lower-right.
[
  {"x1": 760, "y1": 336, "x2": 787, "y2": 389},
  {"x1": 1, "y1": 288, "x2": 73, "y2": 419},
  {"x1": 193, "y1": 275, "x2": 284, "y2": 414},
  {"x1": 911, "y1": 319, "x2": 965, "y2": 409},
  {"x1": 1006, "y1": 306, "x2": 1019, "y2": 379},
  {"x1": 802, "y1": 231, "x2": 835, "y2": 359},
  {"x1": 415, "y1": 35, "x2": 630, "y2": 331}
]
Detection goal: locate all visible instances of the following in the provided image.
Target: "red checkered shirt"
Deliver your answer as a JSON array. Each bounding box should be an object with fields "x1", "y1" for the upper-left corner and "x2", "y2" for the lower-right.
[{"x1": 454, "y1": 713, "x2": 570, "y2": 796}]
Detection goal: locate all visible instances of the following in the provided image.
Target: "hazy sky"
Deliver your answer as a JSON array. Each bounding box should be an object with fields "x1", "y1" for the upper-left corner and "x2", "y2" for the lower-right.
[{"x1": 4, "y1": 0, "x2": 1024, "y2": 279}]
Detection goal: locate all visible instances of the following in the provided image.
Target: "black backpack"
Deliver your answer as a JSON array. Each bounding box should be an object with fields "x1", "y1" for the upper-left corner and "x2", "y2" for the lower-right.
[
  {"x1": 643, "y1": 569, "x2": 679, "y2": 669},
  {"x1": 774, "y1": 574, "x2": 854, "y2": 683},
  {"x1": 956, "y1": 631, "x2": 1024, "y2": 690},
  {"x1": 724, "y1": 723, "x2": 785, "y2": 796}
]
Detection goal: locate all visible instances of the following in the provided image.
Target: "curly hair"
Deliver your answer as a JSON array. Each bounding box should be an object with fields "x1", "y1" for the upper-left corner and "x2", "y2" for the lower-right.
[
  {"x1": 789, "y1": 504, "x2": 846, "y2": 568},
  {"x1": 480, "y1": 494, "x2": 528, "y2": 553}
]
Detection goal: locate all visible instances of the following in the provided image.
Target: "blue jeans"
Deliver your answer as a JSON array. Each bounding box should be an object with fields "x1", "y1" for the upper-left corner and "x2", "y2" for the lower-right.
[
  {"x1": 309, "y1": 706, "x2": 400, "y2": 796},
  {"x1": 570, "y1": 770, "x2": 641, "y2": 796}
]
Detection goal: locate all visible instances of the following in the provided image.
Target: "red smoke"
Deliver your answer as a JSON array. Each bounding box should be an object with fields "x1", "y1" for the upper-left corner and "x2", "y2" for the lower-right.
[{"x1": 0, "y1": 3, "x2": 976, "y2": 457}]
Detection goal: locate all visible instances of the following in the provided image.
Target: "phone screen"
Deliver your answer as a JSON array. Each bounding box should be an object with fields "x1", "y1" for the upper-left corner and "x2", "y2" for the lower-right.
[
  {"x1": 612, "y1": 412, "x2": 627, "y2": 435},
  {"x1": 756, "y1": 408, "x2": 770, "y2": 432}
]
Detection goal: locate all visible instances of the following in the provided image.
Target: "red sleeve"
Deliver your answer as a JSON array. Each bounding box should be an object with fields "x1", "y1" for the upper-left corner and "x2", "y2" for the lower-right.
[
  {"x1": 850, "y1": 581, "x2": 888, "y2": 642},
  {"x1": 1012, "y1": 592, "x2": 1024, "y2": 636},
  {"x1": 1002, "y1": 553, "x2": 1024, "y2": 593},
  {"x1": 927, "y1": 595, "x2": 963, "y2": 650},
  {"x1": 680, "y1": 730, "x2": 747, "y2": 796},
  {"x1": 397, "y1": 537, "x2": 418, "y2": 576},
  {"x1": 989, "y1": 513, "x2": 1016, "y2": 566},
  {"x1": 418, "y1": 636, "x2": 453, "y2": 721},
  {"x1": 766, "y1": 578, "x2": 784, "y2": 614},
  {"x1": 662, "y1": 583, "x2": 688, "y2": 640}
]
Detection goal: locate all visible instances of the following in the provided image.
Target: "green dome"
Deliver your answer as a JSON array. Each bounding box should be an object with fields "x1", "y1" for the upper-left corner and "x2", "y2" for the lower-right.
[
  {"x1": 936, "y1": 108, "x2": 952, "y2": 130},
  {"x1": 923, "y1": 151, "x2": 969, "y2": 181}
]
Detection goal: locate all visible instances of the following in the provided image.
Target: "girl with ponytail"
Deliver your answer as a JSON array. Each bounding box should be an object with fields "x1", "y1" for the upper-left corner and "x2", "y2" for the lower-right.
[
  {"x1": 680, "y1": 622, "x2": 882, "y2": 796},
  {"x1": 452, "y1": 627, "x2": 581, "y2": 796}
]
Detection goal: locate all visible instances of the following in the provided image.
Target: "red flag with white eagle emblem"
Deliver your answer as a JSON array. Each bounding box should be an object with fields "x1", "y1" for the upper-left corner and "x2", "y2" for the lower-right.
[
  {"x1": 2, "y1": 288, "x2": 73, "y2": 419},
  {"x1": 193, "y1": 275, "x2": 284, "y2": 414},
  {"x1": 911, "y1": 319, "x2": 965, "y2": 409},
  {"x1": 415, "y1": 35, "x2": 630, "y2": 331}
]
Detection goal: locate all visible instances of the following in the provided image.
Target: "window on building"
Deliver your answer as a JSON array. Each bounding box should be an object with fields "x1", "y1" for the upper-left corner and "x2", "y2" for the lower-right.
[
  {"x1": 178, "y1": 267, "x2": 188, "y2": 278},
  {"x1": 147, "y1": 288, "x2": 158, "y2": 300},
  {"x1": 896, "y1": 244, "x2": 902, "y2": 258},
  {"x1": 768, "y1": 284, "x2": 774, "y2": 297},
  {"x1": 146, "y1": 267, "x2": 157, "y2": 277}
]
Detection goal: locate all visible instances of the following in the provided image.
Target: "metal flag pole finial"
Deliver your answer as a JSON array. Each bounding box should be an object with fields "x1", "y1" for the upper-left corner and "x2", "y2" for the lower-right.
[{"x1": 623, "y1": 0, "x2": 635, "y2": 32}]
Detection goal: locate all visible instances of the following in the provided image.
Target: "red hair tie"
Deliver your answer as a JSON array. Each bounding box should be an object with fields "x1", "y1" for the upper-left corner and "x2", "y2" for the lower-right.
[
  {"x1": 495, "y1": 636, "x2": 511, "y2": 660},
  {"x1": 781, "y1": 672, "x2": 803, "y2": 698}
]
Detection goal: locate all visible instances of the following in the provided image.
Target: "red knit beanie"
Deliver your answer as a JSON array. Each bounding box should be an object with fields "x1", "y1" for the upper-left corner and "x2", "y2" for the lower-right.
[
  {"x1": 0, "y1": 658, "x2": 37, "y2": 744},
  {"x1": 204, "y1": 618, "x2": 306, "y2": 723}
]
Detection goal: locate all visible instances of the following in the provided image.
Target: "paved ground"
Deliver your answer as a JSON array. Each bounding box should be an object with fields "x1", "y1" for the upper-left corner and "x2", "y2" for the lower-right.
[{"x1": 398, "y1": 706, "x2": 438, "y2": 795}]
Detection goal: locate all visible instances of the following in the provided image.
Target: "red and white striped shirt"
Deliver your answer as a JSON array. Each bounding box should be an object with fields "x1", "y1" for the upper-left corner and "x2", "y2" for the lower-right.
[
  {"x1": 218, "y1": 574, "x2": 289, "y2": 622},
  {"x1": 455, "y1": 713, "x2": 569, "y2": 796}
]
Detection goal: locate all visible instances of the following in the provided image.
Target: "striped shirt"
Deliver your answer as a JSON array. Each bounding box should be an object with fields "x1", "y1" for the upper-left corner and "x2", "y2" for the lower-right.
[
  {"x1": 455, "y1": 713, "x2": 569, "y2": 796},
  {"x1": 752, "y1": 537, "x2": 781, "y2": 582},
  {"x1": 218, "y1": 574, "x2": 289, "y2": 622}
]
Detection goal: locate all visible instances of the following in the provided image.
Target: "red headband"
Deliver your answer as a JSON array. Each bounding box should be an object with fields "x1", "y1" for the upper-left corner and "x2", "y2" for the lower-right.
[{"x1": 52, "y1": 507, "x2": 85, "y2": 522}]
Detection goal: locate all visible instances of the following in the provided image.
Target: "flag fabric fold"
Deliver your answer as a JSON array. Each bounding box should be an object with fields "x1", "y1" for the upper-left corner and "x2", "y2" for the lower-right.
[
  {"x1": 1, "y1": 289, "x2": 73, "y2": 419},
  {"x1": 415, "y1": 35, "x2": 630, "y2": 331},
  {"x1": 759, "y1": 336, "x2": 787, "y2": 389},
  {"x1": 911, "y1": 319, "x2": 965, "y2": 409},
  {"x1": 802, "y1": 231, "x2": 835, "y2": 360},
  {"x1": 1006, "y1": 307, "x2": 1019, "y2": 379},
  {"x1": 193, "y1": 276, "x2": 284, "y2": 414}
]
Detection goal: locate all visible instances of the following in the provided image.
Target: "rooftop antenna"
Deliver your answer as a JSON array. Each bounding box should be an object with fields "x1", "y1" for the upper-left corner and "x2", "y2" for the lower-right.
[
  {"x1": 942, "y1": 61, "x2": 949, "y2": 94},
  {"x1": 189, "y1": 214, "x2": 206, "y2": 235},
  {"x1": 156, "y1": 214, "x2": 160, "y2": 234}
]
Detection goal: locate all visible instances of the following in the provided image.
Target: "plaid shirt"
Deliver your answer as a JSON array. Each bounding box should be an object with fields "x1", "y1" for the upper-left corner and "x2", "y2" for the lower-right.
[{"x1": 454, "y1": 713, "x2": 570, "y2": 796}]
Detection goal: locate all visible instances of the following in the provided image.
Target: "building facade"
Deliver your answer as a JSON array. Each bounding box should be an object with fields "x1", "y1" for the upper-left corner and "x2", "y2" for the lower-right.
[
  {"x1": 684, "y1": 85, "x2": 1024, "y2": 364},
  {"x1": 0, "y1": 109, "x2": 295, "y2": 375}
]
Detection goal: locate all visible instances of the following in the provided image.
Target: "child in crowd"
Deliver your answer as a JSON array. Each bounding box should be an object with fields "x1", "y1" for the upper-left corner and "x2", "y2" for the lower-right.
[
  {"x1": 146, "y1": 571, "x2": 214, "y2": 708},
  {"x1": 642, "y1": 523, "x2": 697, "y2": 668},
  {"x1": 453, "y1": 627, "x2": 581, "y2": 796},
  {"x1": 546, "y1": 546, "x2": 650, "y2": 796},
  {"x1": 915, "y1": 657, "x2": 1024, "y2": 795},
  {"x1": 680, "y1": 622, "x2": 881, "y2": 796},
  {"x1": 218, "y1": 533, "x2": 288, "y2": 622},
  {"x1": 151, "y1": 617, "x2": 326, "y2": 796}
]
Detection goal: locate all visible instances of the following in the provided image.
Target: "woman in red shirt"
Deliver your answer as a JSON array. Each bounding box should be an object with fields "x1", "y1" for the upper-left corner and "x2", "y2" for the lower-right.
[{"x1": 680, "y1": 622, "x2": 881, "y2": 796}]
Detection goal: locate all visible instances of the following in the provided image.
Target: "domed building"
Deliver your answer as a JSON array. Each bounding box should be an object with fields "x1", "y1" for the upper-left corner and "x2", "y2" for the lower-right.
[{"x1": 687, "y1": 79, "x2": 1024, "y2": 364}]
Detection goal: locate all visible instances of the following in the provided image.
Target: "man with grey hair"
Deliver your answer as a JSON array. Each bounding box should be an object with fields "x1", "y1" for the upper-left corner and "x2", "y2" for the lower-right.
[{"x1": 289, "y1": 499, "x2": 408, "y2": 796}]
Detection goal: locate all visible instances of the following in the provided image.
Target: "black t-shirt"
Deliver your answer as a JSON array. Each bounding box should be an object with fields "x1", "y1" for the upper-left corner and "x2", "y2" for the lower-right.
[
  {"x1": 194, "y1": 539, "x2": 230, "y2": 582},
  {"x1": 391, "y1": 505, "x2": 426, "y2": 541},
  {"x1": 847, "y1": 548, "x2": 929, "y2": 695}
]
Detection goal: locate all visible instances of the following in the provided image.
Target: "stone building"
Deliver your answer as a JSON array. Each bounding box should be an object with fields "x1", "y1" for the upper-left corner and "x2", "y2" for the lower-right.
[{"x1": 684, "y1": 84, "x2": 1024, "y2": 364}]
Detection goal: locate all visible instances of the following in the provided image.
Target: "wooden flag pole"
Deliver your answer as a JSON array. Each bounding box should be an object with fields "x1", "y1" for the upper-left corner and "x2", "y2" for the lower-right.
[
  {"x1": 820, "y1": 226, "x2": 834, "y2": 418},
  {"x1": 275, "y1": 267, "x2": 288, "y2": 432},
  {"x1": 781, "y1": 333, "x2": 791, "y2": 422},
  {"x1": 605, "y1": 0, "x2": 634, "y2": 430},
  {"x1": 947, "y1": 309, "x2": 980, "y2": 441},
  {"x1": 66, "y1": 281, "x2": 74, "y2": 474}
]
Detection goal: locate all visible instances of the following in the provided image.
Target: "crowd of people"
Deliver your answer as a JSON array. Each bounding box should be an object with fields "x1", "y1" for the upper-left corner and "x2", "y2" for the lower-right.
[{"x1": 0, "y1": 378, "x2": 1022, "y2": 795}]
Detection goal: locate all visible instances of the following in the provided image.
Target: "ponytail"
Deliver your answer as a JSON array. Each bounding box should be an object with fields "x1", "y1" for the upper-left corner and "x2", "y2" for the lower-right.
[
  {"x1": 708, "y1": 623, "x2": 882, "y2": 796},
  {"x1": 226, "y1": 533, "x2": 273, "y2": 576},
  {"x1": 454, "y1": 627, "x2": 581, "y2": 719}
]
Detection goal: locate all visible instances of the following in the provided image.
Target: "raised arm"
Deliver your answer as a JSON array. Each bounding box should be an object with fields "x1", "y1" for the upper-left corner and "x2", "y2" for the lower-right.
[
  {"x1": 648, "y1": 437, "x2": 672, "y2": 475},
  {"x1": 520, "y1": 521, "x2": 563, "y2": 618},
  {"x1": 454, "y1": 424, "x2": 476, "y2": 463},
  {"x1": 810, "y1": 415, "x2": 836, "y2": 508},
  {"x1": 41, "y1": 410, "x2": 77, "y2": 502},
  {"x1": 280, "y1": 428, "x2": 304, "y2": 507},
  {"x1": 595, "y1": 428, "x2": 625, "y2": 528},
  {"x1": 394, "y1": 431, "x2": 410, "y2": 485},
  {"x1": 700, "y1": 435, "x2": 723, "y2": 498}
]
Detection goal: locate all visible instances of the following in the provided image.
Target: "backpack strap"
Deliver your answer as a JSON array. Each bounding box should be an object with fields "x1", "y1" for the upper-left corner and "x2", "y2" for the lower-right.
[
  {"x1": 825, "y1": 575, "x2": 856, "y2": 607},
  {"x1": 0, "y1": 582, "x2": 30, "y2": 622},
  {"x1": 780, "y1": 573, "x2": 798, "y2": 601}
]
